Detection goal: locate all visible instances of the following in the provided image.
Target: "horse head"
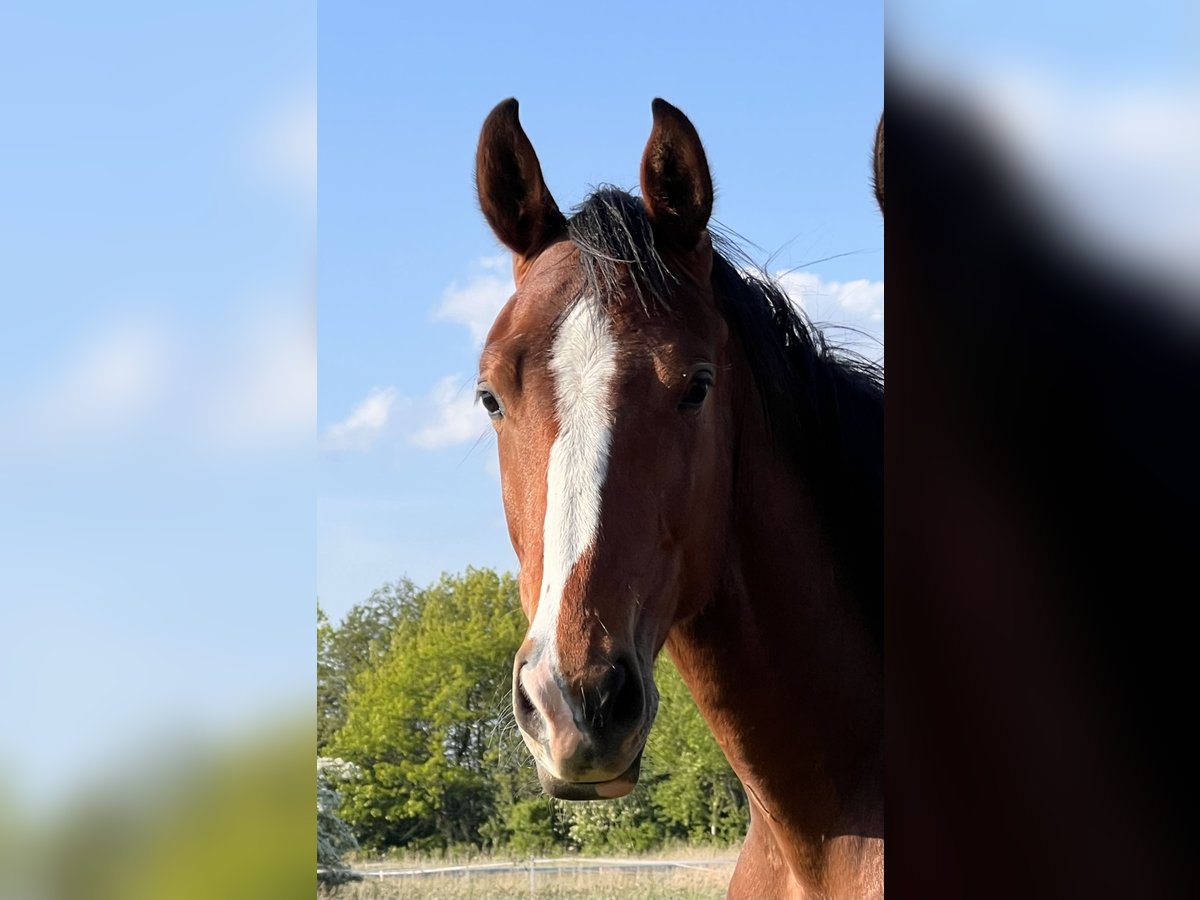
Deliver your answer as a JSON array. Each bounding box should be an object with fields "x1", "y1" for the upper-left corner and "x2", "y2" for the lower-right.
[{"x1": 474, "y1": 99, "x2": 736, "y2": 800}]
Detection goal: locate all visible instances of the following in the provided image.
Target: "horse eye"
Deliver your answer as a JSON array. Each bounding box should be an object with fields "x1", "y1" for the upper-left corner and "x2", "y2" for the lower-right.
[
  {"x1": 477, "y1": 389, "x2": 503, "y2": 419},
  {"x1": 678, "y1": 371, "x2": 714, "y2": 411}
]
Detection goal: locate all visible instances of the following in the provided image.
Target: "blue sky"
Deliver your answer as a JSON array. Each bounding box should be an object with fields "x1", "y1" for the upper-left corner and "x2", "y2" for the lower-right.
[
  {"x1": 318, "y1": 1, "x2": 885, "y2": 623},
  {"x1": 0, "y1": 3, "x2": 315, "y2": 806}
]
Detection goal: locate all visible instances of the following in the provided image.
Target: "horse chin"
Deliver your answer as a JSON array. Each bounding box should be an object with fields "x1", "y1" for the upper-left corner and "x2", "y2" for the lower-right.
[{"x1": 536, "y1": 750, "x2": 643, "y2": 801}]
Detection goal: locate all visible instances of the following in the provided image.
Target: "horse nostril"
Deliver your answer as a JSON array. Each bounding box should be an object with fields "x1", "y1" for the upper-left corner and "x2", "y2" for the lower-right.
[
  {"x1": 514, "y1": 666, "x2": 537, "y2": 730},
  {"x1": 597, "y1": 659, "x2": 643, "y2": 730},
  {"x1": 593, "y1": 665, "x2": 623, "y2": 726}
]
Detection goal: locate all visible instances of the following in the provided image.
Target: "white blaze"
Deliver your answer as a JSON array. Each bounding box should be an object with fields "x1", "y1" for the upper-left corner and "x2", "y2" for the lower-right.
[{"x1": 528, "y1": 296, "x2": 618, "y2": 667}]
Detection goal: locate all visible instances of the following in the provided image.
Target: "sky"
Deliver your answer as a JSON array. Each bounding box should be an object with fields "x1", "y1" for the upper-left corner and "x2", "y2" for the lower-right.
[
  {"x1": 0, "y1": 3, "x2": 316, "y2": 806},
  {"x1": 317, "y1": 1, "x2": 886, "y2": 623}
]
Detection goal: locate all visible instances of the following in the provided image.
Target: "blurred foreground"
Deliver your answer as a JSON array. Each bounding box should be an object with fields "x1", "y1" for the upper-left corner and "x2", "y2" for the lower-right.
[
  {"x1": 1, "y1": 717, "x2": 313, "y2": 900},
  {"x1": 887, "y1": 33, "x2": 1198, "y2": 899}
]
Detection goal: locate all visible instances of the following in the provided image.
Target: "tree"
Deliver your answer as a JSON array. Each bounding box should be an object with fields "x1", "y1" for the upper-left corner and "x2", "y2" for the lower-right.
[
  {"x1": 317, "y1": 605, "x2": 338, "y2": 750},
  {"x1": 317, "y1": 757, "x2": 361, "y2": 887},
  {"x1": 561, "y1": 790, "x2": 660, "y2": 852},
  {"x1": 329, "y1": 569, "x2": 526, "y2": 850},
  {"x1": 499, "y1": 797, "x2": 561, "y2": 855},
  {"x1": 643, "y1": 654, "x2": 749, "y2": 843},
  {"x1": 318, "y1": 580, "x2": 420, "y2": 750}
]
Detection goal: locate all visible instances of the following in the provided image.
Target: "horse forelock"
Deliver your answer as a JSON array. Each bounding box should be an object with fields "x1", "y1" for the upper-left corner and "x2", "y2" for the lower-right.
[{"x1": 567, "y1": 187, "x2": 677, "y2": 316}]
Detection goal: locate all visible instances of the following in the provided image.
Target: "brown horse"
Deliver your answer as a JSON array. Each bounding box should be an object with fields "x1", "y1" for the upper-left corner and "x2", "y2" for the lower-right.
[{"x1": 474, "y1": 98, "x2": 883, "y2": 899}]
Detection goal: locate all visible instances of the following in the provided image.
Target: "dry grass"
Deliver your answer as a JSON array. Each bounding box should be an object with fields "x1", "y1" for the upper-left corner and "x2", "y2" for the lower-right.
[
  {"x1": 321, "y1": 852, "x2": 737, "y2": 900},
  {"x1": 350, "y1": 846, "x2": 738, "y2": 868}
]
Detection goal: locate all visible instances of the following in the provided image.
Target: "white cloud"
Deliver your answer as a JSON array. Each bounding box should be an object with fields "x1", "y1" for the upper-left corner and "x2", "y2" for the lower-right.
[
  {"x1": 395, "y1": 255, "x2": 510, "y2": 454},
  {"x1": 432, "y1": 255, "x2": 514, "y2": 346},
  {"x1": 25, "y1": 323, "x2": 172, "y2": 446},
  {"x1": 321, "y1": 375, "x2": 484, "y2": 455},
  {"x1": 410, "y1": 375, "x2": 485, "y2": 449},
  {"x1": 775, "y1": 270, "x2": 885, "y2": 323},
  {"x1": 833, "y1": 278, "x2": 886, "y2": 320},
  {"x1": 322, "y1": 386, "x2": 398, "y2": 452},
  {"x1": 770, "y1": 270, "x2": 884, "y2": 365},
  {"x1": 200, "y1": 302, "x2": 316, "y2": 451},
  {"x1": 249, "y1": 93, "x2": 317, "y2": 200}
]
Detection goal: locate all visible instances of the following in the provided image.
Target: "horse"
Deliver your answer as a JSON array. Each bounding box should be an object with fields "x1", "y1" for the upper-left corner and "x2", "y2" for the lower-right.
[{"x1": 473, "y1": 98, "x2": 883, "y2": 899}]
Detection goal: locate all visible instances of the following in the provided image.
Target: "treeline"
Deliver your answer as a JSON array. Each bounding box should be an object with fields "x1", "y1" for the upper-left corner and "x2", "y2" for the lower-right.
[{"x1": 318, "y1": 568, "x2": 747, "y2": 855}]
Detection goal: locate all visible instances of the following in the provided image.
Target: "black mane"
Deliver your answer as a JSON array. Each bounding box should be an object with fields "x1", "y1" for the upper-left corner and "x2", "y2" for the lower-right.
[{"x1": 567, "y1": 187, "x2": 883, "y2": 641}]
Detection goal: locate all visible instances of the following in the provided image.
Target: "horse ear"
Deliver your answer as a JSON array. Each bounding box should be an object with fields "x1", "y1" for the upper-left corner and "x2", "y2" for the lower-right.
[
  {"x1": 872, "y1": 111, "x2": 884, "y2": 216},
  {"x1": 476, "y1": 98, "x2": 567, "y2": 266},
  {"x1": 640, "y1": 99, "x2": 714, "y2": 252}
]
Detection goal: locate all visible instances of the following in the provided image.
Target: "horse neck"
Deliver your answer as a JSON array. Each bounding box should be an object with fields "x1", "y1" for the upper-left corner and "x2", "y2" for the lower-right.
[{"x1": 665, "y1": 355, "x2": 884, "y2": 861}]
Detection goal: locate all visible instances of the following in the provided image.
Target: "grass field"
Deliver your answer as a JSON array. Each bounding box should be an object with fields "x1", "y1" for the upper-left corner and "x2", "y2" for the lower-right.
[{"x1": 320, "y1": 850, "x2": 738, "y2": 900}]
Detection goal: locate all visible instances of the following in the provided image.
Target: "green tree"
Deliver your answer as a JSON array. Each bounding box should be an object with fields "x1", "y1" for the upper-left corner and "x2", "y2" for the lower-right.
[
  {"x1": 317, "y1": 605, "x2": 338, "y2": 750},
  {"x1": 560, "y1": 790, "x2": 661, "y2": 852},
  {"x1": 318, "y1": 580, "x2": 419, "y2": 750},
  {"x1": 643, "y1": 654, "x2": 748, "y2": 843},
  {"x1": 500, "y1": 797, "x2": 561, "y2": 856},
  {"x1": 329, "y1": 568, "x2": 526, "y2": 850}
]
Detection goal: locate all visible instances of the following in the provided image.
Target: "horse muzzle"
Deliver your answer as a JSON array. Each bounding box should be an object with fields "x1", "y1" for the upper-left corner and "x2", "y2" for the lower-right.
[
  {"x1": 534, "y1": 749, "x2": 644, "y2": 800},
  {"x1": 513, "y1": 646, "x2": 656, "y2": 800}
]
